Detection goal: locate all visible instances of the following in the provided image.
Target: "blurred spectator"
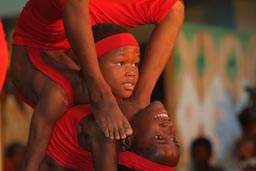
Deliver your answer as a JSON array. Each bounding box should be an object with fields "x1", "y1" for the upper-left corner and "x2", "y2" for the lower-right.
[
  {"x1": 189, "y1": 136, "x2": 224, "y2": 171},
  {"x1": 236, "y1": 86, "x2": 256, "y2": 171},
  {"x1": 234, "y1": 86, "x2": 256, "y2": 170},
  {"x1": 238, "y1": 87, "x2": 256, "y2": 137},
  {"x1": 235, "y1": 135, "x2": 256, "y2": 171},
  {"x1": 3, "y1": 142, "x2": 25, "y2": 171},
  {"x1": 223, "y1": 86, "x2": 256, "y2": 171}
]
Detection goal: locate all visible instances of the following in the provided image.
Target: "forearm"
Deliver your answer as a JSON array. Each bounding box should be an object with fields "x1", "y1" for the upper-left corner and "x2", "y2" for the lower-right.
[
  {"x1": 63, "y1": 0, "x2": 114, "y2": 104},
  {"x1": 131, "y1": 1, "x2": 184, "y2": 106}
]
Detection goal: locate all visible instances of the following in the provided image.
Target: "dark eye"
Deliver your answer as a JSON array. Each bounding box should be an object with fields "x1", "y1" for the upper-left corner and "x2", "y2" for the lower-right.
[
  {"x1": 117, "y1": 62, "x2": 125, "y2": 66},
  {"x1": 154, "y1": 135, "x2": 164, "y2": 140},
  {"x1": 132, "y1": 62, "x2": 139, "y2": 68}
]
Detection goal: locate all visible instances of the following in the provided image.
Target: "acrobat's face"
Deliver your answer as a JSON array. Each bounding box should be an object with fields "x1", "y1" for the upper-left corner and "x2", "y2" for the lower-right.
[
  {"x1": 99, "y1": 46, "x2": 140, "y2": 99},
  {"x1": 130, "y1": 101, "x2": 180, "y2": 166}
]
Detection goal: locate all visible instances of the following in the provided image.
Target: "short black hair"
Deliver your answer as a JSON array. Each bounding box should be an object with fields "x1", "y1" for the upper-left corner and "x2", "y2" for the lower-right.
[{"x1": 92, "y1": 23, "x2": 131, "y2": 42}]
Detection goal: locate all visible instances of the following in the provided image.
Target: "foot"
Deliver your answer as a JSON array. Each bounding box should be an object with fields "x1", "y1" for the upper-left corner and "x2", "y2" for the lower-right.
[{"x1": 91, "y1": 98, "x2": 133, "y2": 140}]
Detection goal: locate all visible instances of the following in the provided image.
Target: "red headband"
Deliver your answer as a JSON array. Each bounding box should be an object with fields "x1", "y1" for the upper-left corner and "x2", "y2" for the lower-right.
[{"x1": 95, "y1": 33, "x2": 139, "y2": 57}]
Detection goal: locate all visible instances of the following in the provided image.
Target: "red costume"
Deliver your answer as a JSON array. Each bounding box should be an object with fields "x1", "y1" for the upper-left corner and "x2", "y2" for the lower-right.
[
  {"x1": 13, "y1": 0, "x2": 178, "y2": 50},
  {"x1": 0, "y1": 19, "x2": 8, "y2": 92},
  {"x1": 12, "y1": 0, "x2": 179, "y2": 105},
  {"x1": 47, "y1": 104, "x2": 175, "y2": 171}
]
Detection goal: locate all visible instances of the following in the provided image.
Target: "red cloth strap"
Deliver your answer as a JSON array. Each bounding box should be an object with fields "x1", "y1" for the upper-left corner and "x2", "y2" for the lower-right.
[
  {"x1": 119, "y1": 151, "x2": 176, "y2": 171},
  {"x1": 95, "y1": 33, "x2": 139, "y2": 57},
  {"x1": 27, "y1": 47, "x2": 74, "y2": 106}
]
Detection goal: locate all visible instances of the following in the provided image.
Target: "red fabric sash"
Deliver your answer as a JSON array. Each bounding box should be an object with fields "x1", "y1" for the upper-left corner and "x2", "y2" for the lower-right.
[{"x1": 95, "y1": 33, "x2": 139, "y2": 57}]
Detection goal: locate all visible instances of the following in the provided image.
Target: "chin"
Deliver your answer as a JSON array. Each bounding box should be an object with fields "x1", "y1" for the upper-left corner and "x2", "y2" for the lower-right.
[
  {"x1": 169, "y1": 152, "x2": 180, "y2": 166},
  {"x1": 158, "y1": 143, "x2": 180, "y2": 167},
  {"x1": 120, "y1": 93, "x2": 132, "y2": 99}
]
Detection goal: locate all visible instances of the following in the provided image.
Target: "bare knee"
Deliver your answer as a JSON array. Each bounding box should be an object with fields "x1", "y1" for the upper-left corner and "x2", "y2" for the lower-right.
[{"x1": 37, "y1": 82, "x2": 70, "y2": 124}]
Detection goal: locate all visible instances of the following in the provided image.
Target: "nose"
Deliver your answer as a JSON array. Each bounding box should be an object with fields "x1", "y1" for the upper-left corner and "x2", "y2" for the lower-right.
[{"x1": 125, "y1": 66, "x2": 137, "y2": 77}]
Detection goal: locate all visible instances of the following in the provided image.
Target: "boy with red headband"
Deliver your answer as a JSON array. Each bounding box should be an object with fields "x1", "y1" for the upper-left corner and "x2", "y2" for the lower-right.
[{"x1": 10, "y1": 0, "x2": 184, "y2": 170}]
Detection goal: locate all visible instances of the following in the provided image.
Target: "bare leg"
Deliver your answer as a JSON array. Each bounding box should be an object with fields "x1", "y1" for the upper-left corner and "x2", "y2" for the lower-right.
[
  {"x1": 10, "y1": 46, "x2": 70, "y2": 171},
  {"x1": 21, "y1": 81, "x2": 69, "y2": 171}
]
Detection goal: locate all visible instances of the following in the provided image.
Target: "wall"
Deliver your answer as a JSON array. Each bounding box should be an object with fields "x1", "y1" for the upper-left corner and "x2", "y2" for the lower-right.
[
  {"x1": 164, "y1": 22, "x2": 256, "y2": 169},
  {"x1": 0, "y1": 0, "x2": 27, "y2": 18},
  {"x1": 234, "y1": 0, "x2": 256, "y2": 34}
]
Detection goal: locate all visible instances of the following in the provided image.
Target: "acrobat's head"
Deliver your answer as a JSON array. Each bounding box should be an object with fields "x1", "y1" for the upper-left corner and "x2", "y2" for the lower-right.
[
  {"x1": 92, "y1": 23, "x2": 140, "y2": 99},
  {"x1": 124, "y1": 101, "x2": 180, "y2": 166}
]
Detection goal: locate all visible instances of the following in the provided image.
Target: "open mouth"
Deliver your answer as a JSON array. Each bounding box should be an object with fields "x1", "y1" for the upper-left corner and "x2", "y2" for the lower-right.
[
  {"x1": 154, "y1": 112, "x2": 168, "y2": 119},
  {"x1": 123, "y1": 82, "x2": 135, "y2": 91}
]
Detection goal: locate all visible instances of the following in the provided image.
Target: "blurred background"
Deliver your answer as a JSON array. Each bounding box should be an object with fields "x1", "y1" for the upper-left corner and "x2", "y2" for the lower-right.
[{"x1": 0, "y1": 0, "x2": 256, "y2": 171}]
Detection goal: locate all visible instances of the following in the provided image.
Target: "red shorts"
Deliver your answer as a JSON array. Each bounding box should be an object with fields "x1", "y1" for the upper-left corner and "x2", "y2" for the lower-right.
[{"x1": 16, "y1": 47, "x2": 78, "y2": 108}]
